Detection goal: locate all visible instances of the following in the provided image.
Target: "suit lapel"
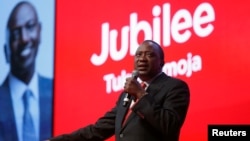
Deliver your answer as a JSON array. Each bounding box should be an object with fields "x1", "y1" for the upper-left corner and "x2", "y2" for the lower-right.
[
  {"x1": 146, "y1": 73, "x2": 169, "y2": 96},
  {"x1": 0, "y1": 79, "x2": 18, "y2": 141},
  {"x1": 120, "y1": 96, "x2": 138, "y2": 128},
  {"x1": 121, "y1": 73, "x2": 169, "y2": 128},
  {"x1": 116, "y1": 92, "x2": 136, "y2": 131},
  {"x1": 38, "y1": 75, "x2": 52, "y2": 140}
]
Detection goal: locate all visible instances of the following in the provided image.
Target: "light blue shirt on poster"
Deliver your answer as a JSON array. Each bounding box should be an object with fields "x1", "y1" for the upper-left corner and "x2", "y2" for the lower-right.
[{"x1": 9, "y1": 72, "x2": 40, "y2": 141}]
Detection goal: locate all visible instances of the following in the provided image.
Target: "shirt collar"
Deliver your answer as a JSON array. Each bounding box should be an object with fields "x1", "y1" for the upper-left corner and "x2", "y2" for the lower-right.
[{"x1": 9, "y1": 72, "x2": 39, "y2": 100}]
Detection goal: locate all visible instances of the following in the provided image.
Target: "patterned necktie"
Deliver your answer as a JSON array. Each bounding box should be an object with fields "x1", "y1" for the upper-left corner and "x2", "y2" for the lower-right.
[
  {"x1": 23, "y1": 89, "x2": 37, "y2": 141},
  {"x1": 140, "y1": 81, "x2": 147, "y2": 89}
]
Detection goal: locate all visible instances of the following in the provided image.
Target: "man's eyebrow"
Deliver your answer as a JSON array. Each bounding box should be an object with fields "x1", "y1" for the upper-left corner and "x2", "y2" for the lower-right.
[{"x1": 135, "y1": 51, "x2": 156, "y2": 55}]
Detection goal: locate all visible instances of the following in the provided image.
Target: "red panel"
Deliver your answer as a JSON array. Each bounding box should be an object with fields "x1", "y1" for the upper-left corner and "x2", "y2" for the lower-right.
[{"x1": 54, "y1": 0, "x2": 250, "y2": 141}]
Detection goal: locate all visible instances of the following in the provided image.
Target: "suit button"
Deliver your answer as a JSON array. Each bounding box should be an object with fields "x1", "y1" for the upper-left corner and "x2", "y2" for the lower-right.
[{"x1": 119, "y1": 134, "x2": 124, "y2": 138}]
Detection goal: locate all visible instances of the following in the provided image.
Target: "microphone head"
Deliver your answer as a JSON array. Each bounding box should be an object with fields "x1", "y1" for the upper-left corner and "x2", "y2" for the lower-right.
[{"x1": 132, "y1": 70, "x2": 139, "y2": 79}]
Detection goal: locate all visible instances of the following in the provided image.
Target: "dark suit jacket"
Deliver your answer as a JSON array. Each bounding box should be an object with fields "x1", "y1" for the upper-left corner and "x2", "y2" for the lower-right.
[
  {"x1": 0, "y1": 75, "x2": 53, "y2": 141},
  {"x1": 50, "y1": 73, "x2": 190, "y2": 141}
]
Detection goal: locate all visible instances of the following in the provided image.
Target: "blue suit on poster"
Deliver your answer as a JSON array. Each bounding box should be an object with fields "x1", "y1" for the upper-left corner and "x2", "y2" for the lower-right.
[{"x1": 0, "y1": 75, "x2": 53, "y2": 141}]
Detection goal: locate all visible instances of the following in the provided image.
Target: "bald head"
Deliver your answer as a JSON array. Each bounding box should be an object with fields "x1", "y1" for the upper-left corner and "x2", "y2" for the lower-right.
[
  {"x1": 4, "y1": 1, "x2": 41, "y2": 84},
  {"x1": 7, "y1": 1, "x2": 39, "y2": 29}
]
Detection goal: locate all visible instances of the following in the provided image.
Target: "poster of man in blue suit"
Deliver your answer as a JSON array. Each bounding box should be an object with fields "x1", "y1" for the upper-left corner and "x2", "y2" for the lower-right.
[{"x1": 0, "y1": 0, "x2": 55, "y2": 141}]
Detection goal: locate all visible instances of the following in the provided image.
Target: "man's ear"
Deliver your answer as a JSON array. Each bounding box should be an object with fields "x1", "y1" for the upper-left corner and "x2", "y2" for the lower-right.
[
  {"x1": 4, "y1": 44, "x2": 10, "y2": 63},
  {"x1": 37, "y1": 22, "x2": 42, "y2": 43},
  {"x1": 160, "y1": 60, "x2": 164, "y2": 67}
]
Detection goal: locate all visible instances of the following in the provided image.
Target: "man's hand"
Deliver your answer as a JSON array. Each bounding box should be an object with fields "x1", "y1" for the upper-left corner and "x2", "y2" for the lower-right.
[{"x1": 124, "y1": 77, "x2": 146, "y2": 99}]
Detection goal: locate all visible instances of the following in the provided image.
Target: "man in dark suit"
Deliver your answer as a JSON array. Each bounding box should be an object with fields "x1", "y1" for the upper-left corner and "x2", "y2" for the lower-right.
[
  {"x1": 49, "y1": 40, "x2": 190, "y2": 141},
  {"x1": 0, "y1": 1, "x2": 53, "y2": 141}
]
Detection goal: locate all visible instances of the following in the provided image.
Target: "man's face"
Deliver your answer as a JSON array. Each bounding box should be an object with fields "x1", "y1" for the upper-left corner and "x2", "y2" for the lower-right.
[
  {"x1": 134, "y1": 41, "x2": 162, "y2": 80},
  {"x1": 6, "y1": 3, "x2": 41, "y2": 71}
]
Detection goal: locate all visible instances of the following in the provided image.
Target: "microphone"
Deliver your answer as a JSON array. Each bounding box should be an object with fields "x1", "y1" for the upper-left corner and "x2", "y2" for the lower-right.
[{"x1": 123, "y1": 70, "x2": 139, "y2": 107}]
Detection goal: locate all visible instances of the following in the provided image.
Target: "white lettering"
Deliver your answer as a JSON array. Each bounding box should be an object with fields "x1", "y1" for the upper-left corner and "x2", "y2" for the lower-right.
[
  {"x1": 152, "y1": 5, "x2": 161, "y2": 44},
  {"x1": 193, "y1": 2, "x2": 215, "y2": 37},
  {"x1": 103, "y1": 70, "x2": 131, "y2": 94},
  {"x1": 90, "y1": 23, "x2": 109, "y2": 66},
  {"x1": 212, "y1": 129, "x2": 247, "y2": 136},
  {"x1": 162, "y1": 53, "x2": 202, "y2": 77},
  {"x1": 110, "y1": 26, "x2": 130, "y2": 61},
  {"x1": 105, "y1": 52, "x2": 202, "y2": 94},
  {"x1": 171, "y1": 9, "x2": 192, "y2": 43},
  {"x1": 90, "y1": 2, "x2": 215, "y2": 66},
  {"x1": 130, "y1": 13, "x2": 152, "y2": 55},
  {"x1": 212, "y1": 129, "x2": 219, "y2": 136}
]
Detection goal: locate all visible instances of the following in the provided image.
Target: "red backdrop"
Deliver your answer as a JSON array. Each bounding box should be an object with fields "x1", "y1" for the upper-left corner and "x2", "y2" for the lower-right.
[{"x1": 54, "y1": 0, "x2": 250, "y2": 141}]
